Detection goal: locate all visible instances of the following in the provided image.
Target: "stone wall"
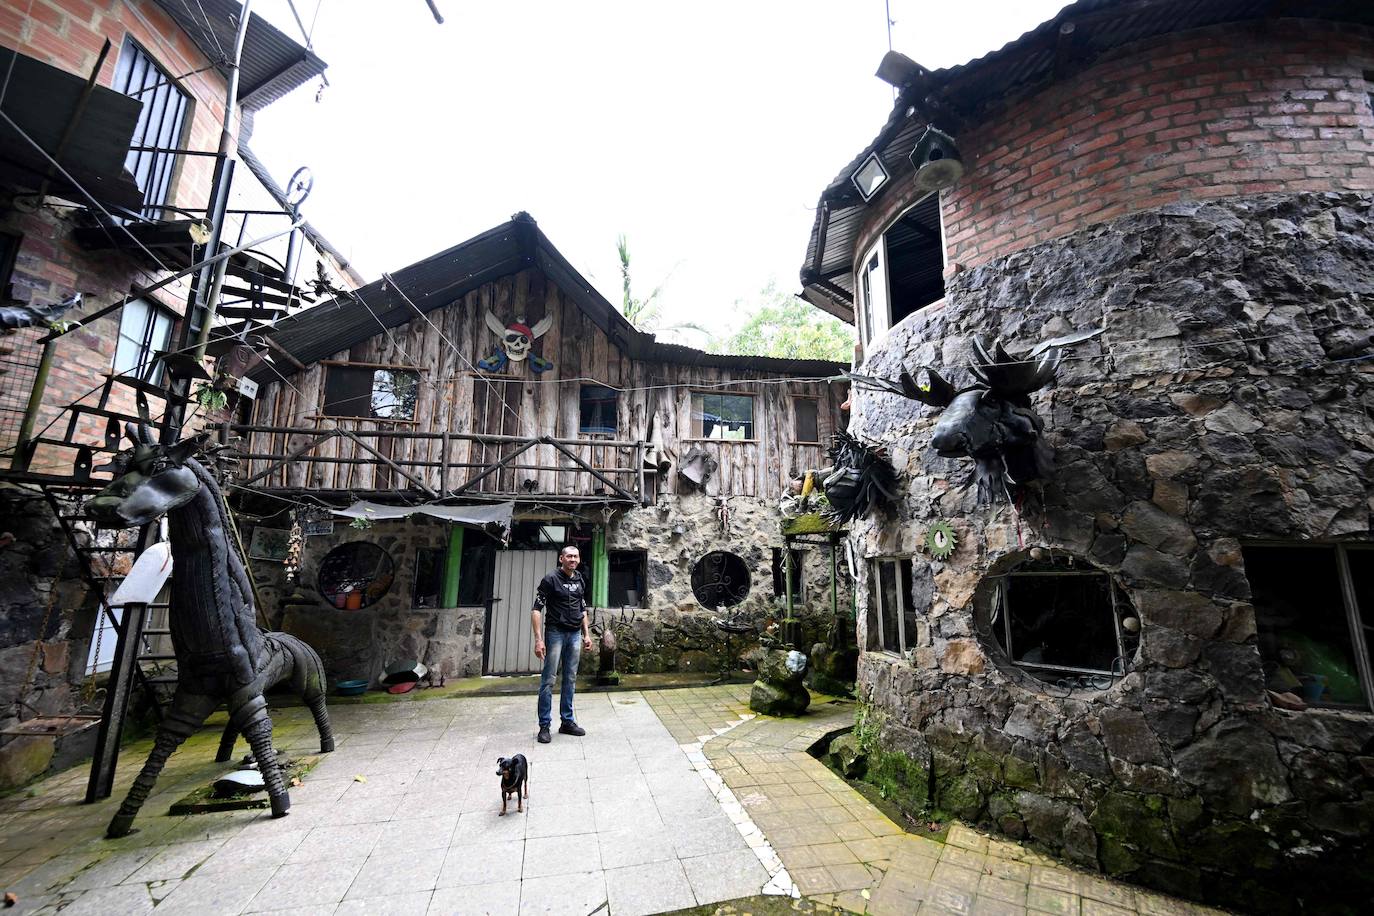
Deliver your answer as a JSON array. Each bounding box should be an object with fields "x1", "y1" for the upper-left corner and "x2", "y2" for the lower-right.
[
  {"x1": 0, "y1": 484, "x2": 93, "y2": 790},
  {"x1": 249, "y1": 492, "x2": 853, "y2": 684},
  {"x1": 849, "y1": 192, "x2": 1374, "y2": 913}
]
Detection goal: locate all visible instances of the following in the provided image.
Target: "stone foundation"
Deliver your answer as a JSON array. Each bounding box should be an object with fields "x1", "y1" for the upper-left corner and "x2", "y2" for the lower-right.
[
  {"x1": 0, "y1": 484, "x2": 94, "y2": 791},
  {"x1": 248, "y1": 492, "x2": 853, "y2": 686}
]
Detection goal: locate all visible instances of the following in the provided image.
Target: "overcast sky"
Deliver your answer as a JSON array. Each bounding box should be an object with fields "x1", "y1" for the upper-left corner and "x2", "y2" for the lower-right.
[{"x1": 250, "y1": 0, "x2": 1069, "y2": 337}]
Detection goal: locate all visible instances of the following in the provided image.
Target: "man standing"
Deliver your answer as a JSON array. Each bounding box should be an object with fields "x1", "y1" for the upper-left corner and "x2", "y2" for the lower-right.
[{"x1": 532, "y1": 545, "x2": 593, "y2": 743}]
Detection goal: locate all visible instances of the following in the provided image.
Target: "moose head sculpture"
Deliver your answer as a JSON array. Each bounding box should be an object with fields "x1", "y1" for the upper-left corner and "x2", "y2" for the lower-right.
[{"x1": 848, "y1": 336, "x2": 1062, "y2": 504}]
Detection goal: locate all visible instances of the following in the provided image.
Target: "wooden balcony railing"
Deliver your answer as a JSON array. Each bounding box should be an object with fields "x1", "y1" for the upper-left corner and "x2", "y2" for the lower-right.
[{"x1": 229, "y1": 422, "x2": 648, "y2": 503}]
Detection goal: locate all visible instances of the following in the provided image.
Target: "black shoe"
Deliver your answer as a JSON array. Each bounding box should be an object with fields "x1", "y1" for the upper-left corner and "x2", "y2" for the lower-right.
[
  {"x1": 558, "y1": 722, "x2": 585, "y2": 737},
  {"x1": 537, "y1": 726, "x2": 551, "y2": 743}
]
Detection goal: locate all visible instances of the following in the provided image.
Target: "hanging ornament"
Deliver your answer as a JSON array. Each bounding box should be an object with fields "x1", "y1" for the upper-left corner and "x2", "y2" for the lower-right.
[
  {"x1": 925, "y1": 520, "x2": 957, "y2": 560},
  {"x1": 284, "y1": 514, "x2": 304, "y2": 583}
]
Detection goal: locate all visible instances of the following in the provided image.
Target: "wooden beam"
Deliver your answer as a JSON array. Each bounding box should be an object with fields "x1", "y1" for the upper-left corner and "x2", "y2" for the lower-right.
[
  {"x1": 336, "y1": 427, "x2": 437, "y2": 498},
  {"x1": 452, "y1": 437, "x2": 540, "y2": 495},
  {"x1": 237, "y1": 431, "x2": 335, "y2": 486},
  {"x1": 543, "y1": 436, "x2": 636, "y2": 502}
]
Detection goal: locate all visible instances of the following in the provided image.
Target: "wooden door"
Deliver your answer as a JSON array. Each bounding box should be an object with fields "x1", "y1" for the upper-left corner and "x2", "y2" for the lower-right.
[{"x1": 486, "y1": 549, "x2": 559, "y2": 675}]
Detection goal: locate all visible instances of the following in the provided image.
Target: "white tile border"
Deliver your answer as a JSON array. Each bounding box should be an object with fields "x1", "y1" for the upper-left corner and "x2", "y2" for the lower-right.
[{"x1": 679, "y1": 714, "x2": 800, "y2": 899}]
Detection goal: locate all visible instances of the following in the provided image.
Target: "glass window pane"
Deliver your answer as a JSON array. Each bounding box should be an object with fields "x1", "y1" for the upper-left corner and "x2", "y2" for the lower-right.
[
  {"x1": 112, "y1": 299, "x2": 149, "y2": 375},
  {"x1": 878, "y1": 561, "x2": 899, "y2": 652},
  {"x1": 371, "y1": 369, "x2": 418, "y2": 420},
  {"x1": 412, "y1": 548, "x2": 444, "y2": 608},
  {"x1": 794, "y1": 398, "x2": 819, "y2": 442},
  {"x1": 692, "y1": 393, "x2": 753, "y2": 440},
  {"x1": 1007, "y1": 573, "x2": 1117, "y2": 672},
  {"x1": 1346, "y1": 547, "x2": 1374, "y2": 703},
  {"x1": 579, "y1": 385, "x2": 617, "y2": 435},
  {"x1": 323, "y1": 367, "x2": 373, "y2": 418},
  {"x1": 1246, "y1": 545, "x2": 1365, "y2": 705},
  {"x1": 900, "y1": 559, "x2": 916, "y2": 653}
]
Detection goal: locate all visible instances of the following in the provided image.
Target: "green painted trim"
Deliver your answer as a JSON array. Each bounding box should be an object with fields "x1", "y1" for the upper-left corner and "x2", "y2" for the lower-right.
[
  {"x1": 592, "y1": 528, "x2": 609, "y2": 607},
  {"x1": 441, "y1": 526, "x2": 464, "y2": 608}
]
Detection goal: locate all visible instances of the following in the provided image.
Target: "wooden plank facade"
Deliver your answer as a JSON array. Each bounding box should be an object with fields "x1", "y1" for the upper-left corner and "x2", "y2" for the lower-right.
[{"x1": 242, "y1": 266, "x2": 844, "y2": 502}]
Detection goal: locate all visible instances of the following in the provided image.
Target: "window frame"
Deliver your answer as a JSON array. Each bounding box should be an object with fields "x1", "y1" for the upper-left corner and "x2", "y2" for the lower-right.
[
  {"x1": 113, "y1": 37, "x2": 192, "y2": 219},
  {"x1": 867, "y1": 557, "x2": 914, "y2": 655},
  {"x1": 112, "y1": 297, "x2": 175, "y2": 386},
  {"x1": 1245, "y1": 540, "x2": 1374, "y2": 712},
  {"x1": 321, "y1": 363, "x2": 422, "y2": 422},
  {"x1": 688, "y1": 390, "x2": 756, "y2": 442},
  {"x1": 992, "y1": 567, "x2": 1129, "y2": 682},
  {"x1": 855, "y1": 192, "x2": 947, "y2": 351},
  {"x1": 578, "y1": 384, "x2": 618, "y2": 437},
  {"x1": 791, "y1": 396, "x2": 821, "y2": 445}
]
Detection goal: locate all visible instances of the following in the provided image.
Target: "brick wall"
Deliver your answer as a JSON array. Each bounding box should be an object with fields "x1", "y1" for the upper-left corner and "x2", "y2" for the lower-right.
[
  {"x1": 858, "y1": 19, "x2": 1374, "y2": 273},
  {"x1": 1, "y1": 1, "x2": 352, "y2": 473}
]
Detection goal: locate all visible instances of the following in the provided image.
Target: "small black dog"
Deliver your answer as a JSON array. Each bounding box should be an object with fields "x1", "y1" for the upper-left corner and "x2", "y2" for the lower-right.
[{"x1": 496, "y1": 754, "x2": 528, "y2": 816}]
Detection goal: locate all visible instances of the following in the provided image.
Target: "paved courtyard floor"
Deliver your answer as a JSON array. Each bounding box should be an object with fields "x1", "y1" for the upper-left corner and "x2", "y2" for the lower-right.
[{"x1": 0, "y1": 686, "x2": 1225, "y2": 915}]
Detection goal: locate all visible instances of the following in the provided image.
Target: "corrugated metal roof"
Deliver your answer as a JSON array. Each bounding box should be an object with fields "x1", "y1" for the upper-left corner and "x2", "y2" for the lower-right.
[
  {"x1": 250, "y1": 214, "x2": 847, "y2": 385},
  {"x1": 152, "y1": 1, "x2": 326, "y2": 110},
  {"x1": 800, "y1": 0, "x2": 1374, "y2": 318}
]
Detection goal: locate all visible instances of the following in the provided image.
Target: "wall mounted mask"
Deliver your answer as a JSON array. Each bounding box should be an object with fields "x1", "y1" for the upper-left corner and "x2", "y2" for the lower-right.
[{"x1": 477, "y1": 309, "x2": 554, "y2": 373}]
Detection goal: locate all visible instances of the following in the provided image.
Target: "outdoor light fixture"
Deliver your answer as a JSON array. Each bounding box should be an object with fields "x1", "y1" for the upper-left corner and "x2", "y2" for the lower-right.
[
  {"x1": 671, "y1": 523, "x2": 687, "y2": 538},
  {"x1": 850, "y1": 152, "x2": 889, "y2": 201},
  {"x1": 910, "y1": 125, "x2": 964, "y2": 192}
]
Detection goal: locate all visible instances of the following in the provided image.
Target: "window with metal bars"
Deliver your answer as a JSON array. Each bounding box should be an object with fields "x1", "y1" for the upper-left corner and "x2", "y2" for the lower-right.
[{"x1": 113, "y1": 38, "x2": 191, "y2": 219}]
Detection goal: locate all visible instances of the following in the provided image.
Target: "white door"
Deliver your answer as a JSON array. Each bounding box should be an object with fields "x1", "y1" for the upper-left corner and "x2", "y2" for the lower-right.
[{"x1": 487, "y1": 549, "x2": 559, "y2": 675}]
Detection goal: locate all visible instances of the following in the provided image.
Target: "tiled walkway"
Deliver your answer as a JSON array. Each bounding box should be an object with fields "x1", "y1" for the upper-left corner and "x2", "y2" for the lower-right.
[
  {"x1": 0, "y1": 686, "x2": 1224, "y2": 915},
  {"x1": 648, "y1": 687, "x2": 1226, "y2": 916}
]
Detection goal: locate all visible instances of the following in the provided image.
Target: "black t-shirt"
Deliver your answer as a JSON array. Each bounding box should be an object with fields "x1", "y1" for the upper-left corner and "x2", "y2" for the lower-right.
[{"x1": 534, "y1": 568, "x2": 586, "y2": 632}]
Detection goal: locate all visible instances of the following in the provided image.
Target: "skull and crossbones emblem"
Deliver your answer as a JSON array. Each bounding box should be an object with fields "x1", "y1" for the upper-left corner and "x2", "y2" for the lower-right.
[{"x1": 478, "y1": 310, "x2": 554, "y2": 373}]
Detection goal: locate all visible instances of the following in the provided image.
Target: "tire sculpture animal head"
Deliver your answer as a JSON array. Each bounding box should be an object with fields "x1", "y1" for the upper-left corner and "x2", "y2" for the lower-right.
[
  {"x1": 848, "y1": 336, "x2": 1061, "y2": 504},
  {"x1": 85, "y1": 419, "x2": 208, "y2": 528}
]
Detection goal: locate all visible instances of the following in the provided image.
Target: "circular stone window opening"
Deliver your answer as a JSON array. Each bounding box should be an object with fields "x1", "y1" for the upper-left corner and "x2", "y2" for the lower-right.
[
  {"x1": 318, "y1": 542, "x2": 395, "y2": 610},
  {"x1": 691, "y1": 551, "x2": 751, "y2": 608},
  {"x1": 986, "y1": 554, "x2": 1138, "y2": 689}
]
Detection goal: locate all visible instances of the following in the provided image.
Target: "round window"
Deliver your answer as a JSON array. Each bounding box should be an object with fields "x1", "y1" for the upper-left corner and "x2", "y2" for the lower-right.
[
  {"x1": 318, "y1": 542, "x2": 395, "y2": 610},
  {"x1": 691, "y1": 551, "x2": 751, "y2": 608}
]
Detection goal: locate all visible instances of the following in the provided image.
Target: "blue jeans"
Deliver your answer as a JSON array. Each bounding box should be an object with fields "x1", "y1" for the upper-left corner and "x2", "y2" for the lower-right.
[{"x1": 538, "y1": 628, "x2": 582, "y2": 728}]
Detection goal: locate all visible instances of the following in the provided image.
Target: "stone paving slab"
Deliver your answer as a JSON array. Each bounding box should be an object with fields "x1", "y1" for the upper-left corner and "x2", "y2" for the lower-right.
[{"x1": 0, "y1": 685, "x2": 1228, "y2": 915}]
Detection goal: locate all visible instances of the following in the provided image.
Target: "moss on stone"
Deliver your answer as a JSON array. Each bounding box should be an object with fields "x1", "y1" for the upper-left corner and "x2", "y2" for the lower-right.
[
  {"x1": 1002, "y1": 753, "x2": 1039, "y2": 789},
  {"x1": 781, "y1": 514, "x2": 835, "y2": 536}
]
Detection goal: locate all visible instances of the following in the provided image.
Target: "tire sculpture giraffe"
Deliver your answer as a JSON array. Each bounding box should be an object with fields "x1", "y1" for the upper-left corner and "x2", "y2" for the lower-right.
[{"x1": 86, "y1": 420, "x2": 334, "y2": 838}]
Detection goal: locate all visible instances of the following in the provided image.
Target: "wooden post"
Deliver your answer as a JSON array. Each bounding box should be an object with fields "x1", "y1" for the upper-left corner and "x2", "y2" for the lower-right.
[
  {"x1": 439, "y1": 431, "x2": 450, "y2": 496},
  {"x1": 441, "y1": 526, "x2": 464, "y2": 608}
]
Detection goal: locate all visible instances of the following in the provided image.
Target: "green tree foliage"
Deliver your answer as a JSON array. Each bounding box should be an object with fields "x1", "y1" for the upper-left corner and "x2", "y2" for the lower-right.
[{"x1": 715, "y1": 280, "x2": 855, "y2": 362}]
